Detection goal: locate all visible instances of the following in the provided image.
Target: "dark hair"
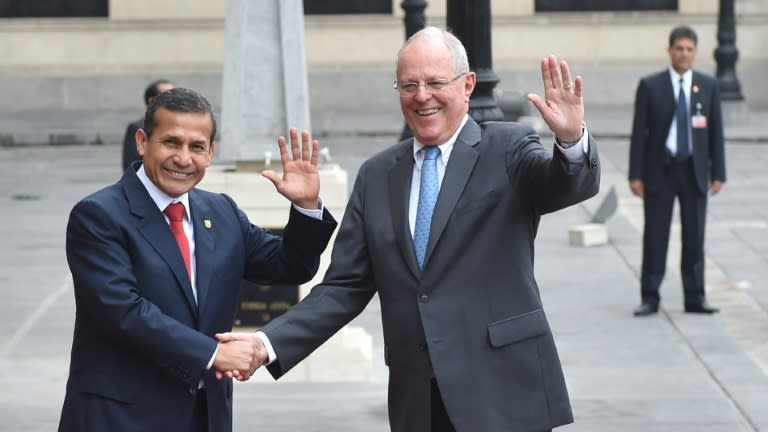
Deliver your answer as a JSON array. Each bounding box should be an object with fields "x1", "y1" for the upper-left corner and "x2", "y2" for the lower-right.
[
  {"x1": 144, "y1": 87, "x2": 218, "y2": 143},
  {"x1": 669, "y1": 25, "x2": 698, "y2": 47},
  {"x1": 143, "y1": 79, "x2": 173, "y2": 105}
]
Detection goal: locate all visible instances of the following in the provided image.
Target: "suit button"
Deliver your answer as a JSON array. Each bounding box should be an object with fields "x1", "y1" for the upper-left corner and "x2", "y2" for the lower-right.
[
  {"x1": 420, "y1": 294, "x2": 430, "y2": 303},
  {"x1": 418, "y1": 343, "x2": 427, "y2": 351},
  {"x1": 189, "y1": 387, "x2": 197, "y2": 396}
]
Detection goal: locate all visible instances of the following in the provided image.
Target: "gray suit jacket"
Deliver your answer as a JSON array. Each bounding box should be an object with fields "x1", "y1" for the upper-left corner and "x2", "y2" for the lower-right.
[{"x1": 263, "y1": 119, "x2": 600, "y2": 431}]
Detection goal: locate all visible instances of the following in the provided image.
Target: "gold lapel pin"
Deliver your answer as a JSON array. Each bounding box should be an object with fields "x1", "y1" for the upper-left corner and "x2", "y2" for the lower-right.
[
  {"x1": 692, "y1": 85, "x2": 700, "y2": 94},
  {"x1": 204, "y1": 219, "x2": 212, "y2": 229}
]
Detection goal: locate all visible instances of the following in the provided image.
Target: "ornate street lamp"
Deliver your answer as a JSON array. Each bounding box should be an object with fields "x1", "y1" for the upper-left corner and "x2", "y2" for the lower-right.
[
  {"x1": 714, "y1": 0, "x2": 744, "y2": 100},
  {"x1": 447, "y1": 0, "x2": 503, "y2": 122}
]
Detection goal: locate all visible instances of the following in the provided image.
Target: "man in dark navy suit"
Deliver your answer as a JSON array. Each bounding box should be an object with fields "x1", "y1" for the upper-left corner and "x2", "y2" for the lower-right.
[
  {"x1": 59, "y1": 87, "x2": 337, "y2": 431},
  {"x1": 629, "y1": 25, "x2": 726, "y2": 316}
]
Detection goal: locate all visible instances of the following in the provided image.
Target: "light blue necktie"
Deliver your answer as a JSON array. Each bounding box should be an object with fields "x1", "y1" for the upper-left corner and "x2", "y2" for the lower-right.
[
  {"x1": 676, "y1": 77, "x2": 690, "y2": 161},
  {"x1": 414, "y1": 146, "x2": 440, "y2": 270}
]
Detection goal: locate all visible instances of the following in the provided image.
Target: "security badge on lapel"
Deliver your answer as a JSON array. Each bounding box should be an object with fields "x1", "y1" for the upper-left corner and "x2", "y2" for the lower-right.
[
  {"x1": 690, "y1": 85, "x2": 707, "y2": 129},
  {"x1": 204, "y1": 219, "x2": 212, "y2": 229}
]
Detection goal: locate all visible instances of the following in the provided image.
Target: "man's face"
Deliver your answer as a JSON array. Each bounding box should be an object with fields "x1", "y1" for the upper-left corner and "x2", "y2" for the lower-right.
[
  {"x1": 136, "y1": 107, "x2": 215, "y2": 198},
  {"x1": 668, "y1": 37, "x2": 697, "y2": 74},
  {"x1": 397, "y1": 38, "x2": 475, "y2": 145}
]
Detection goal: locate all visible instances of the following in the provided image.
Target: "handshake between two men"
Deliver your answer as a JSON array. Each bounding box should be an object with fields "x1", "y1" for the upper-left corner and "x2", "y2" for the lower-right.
[{"x1": 213, "y1": 332, "x2": 269, "y2": 381}]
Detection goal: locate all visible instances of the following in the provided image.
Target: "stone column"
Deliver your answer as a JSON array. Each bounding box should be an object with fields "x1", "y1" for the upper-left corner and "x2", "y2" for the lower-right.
[
  {"x1": 205, "y1": 0, "x2": 372, "y2": 383},
  {"x1": 218, "y1": 0, "x2": 311, "y2": 165}
]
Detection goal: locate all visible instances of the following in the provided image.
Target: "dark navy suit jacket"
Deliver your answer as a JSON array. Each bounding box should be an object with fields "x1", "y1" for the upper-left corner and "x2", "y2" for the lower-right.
[
  {"x1": 59, "y1": 163, "x2": 336, "y2": 432},
  {"x1": 629, "y1": 69, "x2": 726, "y2": 193}
]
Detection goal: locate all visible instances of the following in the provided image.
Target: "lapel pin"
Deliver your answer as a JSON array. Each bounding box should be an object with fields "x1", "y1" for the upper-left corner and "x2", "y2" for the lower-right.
[
  {"x1": 204, "y1": 219, "x2": 212, "y2": 229},
  {"x1": 692, "y1": 85, "x2": 700, "y2": 94}
]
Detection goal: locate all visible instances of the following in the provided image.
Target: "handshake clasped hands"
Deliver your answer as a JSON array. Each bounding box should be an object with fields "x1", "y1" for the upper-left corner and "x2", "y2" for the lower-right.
[{"x1": 212, "y1": 332, "x2": 266, "y2": 381}]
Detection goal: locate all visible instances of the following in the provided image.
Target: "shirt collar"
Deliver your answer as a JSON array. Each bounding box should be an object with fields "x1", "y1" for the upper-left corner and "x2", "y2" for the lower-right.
[
  {"x1": 668, "y1": 67, "x2": 693, "y2": 87},
  {"x1": 136, "y1": 164, "x2": 191, "y2": 220},
  {"x1": 412, "y1": 114, "x2": 469, "y2": 165}
]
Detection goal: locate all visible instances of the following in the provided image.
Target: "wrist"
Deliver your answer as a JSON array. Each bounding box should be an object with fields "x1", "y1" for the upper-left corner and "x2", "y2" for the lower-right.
[
  {"x1": 296, "y1": 199, "x2": 319, "y2": 210},
  {"x1": 557, "y1": 122, "x2": 585, "y2": 146}
]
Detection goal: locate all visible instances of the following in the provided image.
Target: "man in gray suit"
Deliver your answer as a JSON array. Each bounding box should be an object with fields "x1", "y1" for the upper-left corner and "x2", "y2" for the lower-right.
[{"x1": 219, "y1": 26, "x2": 600, "y2": 431}]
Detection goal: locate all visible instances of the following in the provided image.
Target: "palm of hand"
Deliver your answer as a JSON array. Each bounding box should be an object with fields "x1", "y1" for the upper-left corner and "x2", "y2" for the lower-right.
[
  {"x1": 278, "y1": 159, "x2": 320, "y2": 203},
  {"x1": 541, "y1": 87, "x2": 583, "y2": 138}
]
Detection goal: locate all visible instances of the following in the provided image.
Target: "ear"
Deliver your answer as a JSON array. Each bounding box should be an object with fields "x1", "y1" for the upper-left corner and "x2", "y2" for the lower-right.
[
  {"x1": 135, "y1": 128, "x2": 148, "y2": 156},
  {"x1": 207, "y1": 142, "x2": 216, "y2": 165},
  {"x1": 464, "y1": 71, "x2": 477, "y2": 99}
]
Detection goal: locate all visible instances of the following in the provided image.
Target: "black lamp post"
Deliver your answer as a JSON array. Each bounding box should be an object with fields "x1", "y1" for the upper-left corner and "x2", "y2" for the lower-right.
[
  {"x1": 399, "y1": 0, "x2": 428, "y2": 141},
  {"x1": 401, "y1": 0, "x2": 427, "y2": 40},
  {"x1": 714, "y1": 0, "x2": 744, "y2": 100},
  {"x1": 446, "y1": 0, "x2": 503, "y2": 122}
]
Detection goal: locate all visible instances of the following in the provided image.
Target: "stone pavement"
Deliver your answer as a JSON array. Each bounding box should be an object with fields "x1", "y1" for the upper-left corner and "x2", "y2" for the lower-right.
[{"x1": 0, "y1": 104, "x2": 767, "y2": 431}]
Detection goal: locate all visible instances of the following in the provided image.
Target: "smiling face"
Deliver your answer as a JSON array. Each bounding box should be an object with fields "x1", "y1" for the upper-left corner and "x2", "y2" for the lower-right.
[
  {"x1": 397, "y1": 36, "x2": 475, "y2": 145},
  {"x1": 668, "y1": 36, "x2": 697, "y2": 75},
  {"x1": 136, "y1": 107, "x2": 215, "y2": 198}
]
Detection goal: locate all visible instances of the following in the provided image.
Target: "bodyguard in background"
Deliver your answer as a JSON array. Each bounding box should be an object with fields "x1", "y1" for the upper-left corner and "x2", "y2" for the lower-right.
[
  {"x1": 121, "y1": 79, "x2": 174, "y2": 171},
  {"x1": 629, "y1": 25, "x2": 726, "y2": 317}
]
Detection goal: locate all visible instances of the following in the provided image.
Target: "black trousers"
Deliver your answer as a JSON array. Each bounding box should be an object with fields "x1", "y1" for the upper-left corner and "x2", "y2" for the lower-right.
[
  {"x1": 431, "y1": 379, "x2": 456, "y2": 432},
  {"x1": 190, "y1": 389, "x2": 208, "y2": 432},
  {"x1": 641, "y1": 159, "x2": 708, "y2": 306}
]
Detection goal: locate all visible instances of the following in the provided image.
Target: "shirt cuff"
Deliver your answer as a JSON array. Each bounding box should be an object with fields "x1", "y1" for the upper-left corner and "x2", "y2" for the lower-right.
[
  {"x1": 205, "y1": 343, "x2": 219, "y2": 370},
  {"x1": 255, "y1": 331, "x2": 277, "y2": 366},
  {"x1": 555, "y1": 123, "x2": 589, "y2": 164},
  {"x1": 292, "y1": 196, "x2": 325, "y2": 220}
]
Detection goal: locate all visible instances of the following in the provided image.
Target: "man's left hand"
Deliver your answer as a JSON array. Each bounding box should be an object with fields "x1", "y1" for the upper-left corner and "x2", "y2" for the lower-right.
[{"x1": 527, "y1": 54, "x2": 584, "y2": 143}]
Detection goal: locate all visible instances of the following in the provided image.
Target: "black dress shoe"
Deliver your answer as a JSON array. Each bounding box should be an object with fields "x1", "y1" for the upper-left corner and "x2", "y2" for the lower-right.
[
  {"x1": 633, "y1": 303, "x2": 659, "y2": 317},
  {"x1": 684, "y1": 302, "x2": 719, "y2": 314}
]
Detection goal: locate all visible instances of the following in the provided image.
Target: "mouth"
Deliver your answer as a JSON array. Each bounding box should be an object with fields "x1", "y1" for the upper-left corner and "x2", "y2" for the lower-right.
[
  {"x1": 166, "y1": 168, "x2": 193, "y2": 179},
  {"x1": 416, "y1": 108, "x2": 440, "y2": 116}
]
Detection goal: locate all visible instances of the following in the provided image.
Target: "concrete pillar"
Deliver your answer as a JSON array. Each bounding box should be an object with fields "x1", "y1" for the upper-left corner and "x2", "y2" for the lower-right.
[{"x1": 218, "y1": 0, "x2": 311, "y2": 164}]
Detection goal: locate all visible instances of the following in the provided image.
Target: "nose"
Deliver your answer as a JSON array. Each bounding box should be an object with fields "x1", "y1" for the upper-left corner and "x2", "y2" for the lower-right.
[
  {"x1": 172, "y1": 146, "x2": 193, "y2": 166},
  {"x1": 413, "y1": 85, "x2": 433, "y2": 103}
]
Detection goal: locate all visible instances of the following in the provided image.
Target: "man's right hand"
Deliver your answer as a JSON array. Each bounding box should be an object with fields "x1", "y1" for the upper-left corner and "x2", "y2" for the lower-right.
[
  {"x1": 629, "y1": 179, "x2": 644, "y2": 198},
  {"x1": 214, "y1": 333, "x2": 268, "y2": 381}
]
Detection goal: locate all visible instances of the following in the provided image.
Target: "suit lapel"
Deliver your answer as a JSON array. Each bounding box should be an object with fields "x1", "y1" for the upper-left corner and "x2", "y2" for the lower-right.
[
  {"x1": 189, "y1": 190, "x2": 215, "y2": 322},
  {"x1": 389, "y1": 140, "x2": 421, "y2": 279},
  {"x1": 423, "y1": 120, "x2": 480, "y2": 267},
  {"x1": 122, "y1": 171, "x2": 199, "y2": 319}
]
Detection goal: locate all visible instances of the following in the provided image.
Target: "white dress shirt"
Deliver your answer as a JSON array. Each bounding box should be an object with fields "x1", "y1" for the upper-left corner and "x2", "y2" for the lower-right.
[{"x1": 666, "y1": 67, "x2": 693, "y2": 156}]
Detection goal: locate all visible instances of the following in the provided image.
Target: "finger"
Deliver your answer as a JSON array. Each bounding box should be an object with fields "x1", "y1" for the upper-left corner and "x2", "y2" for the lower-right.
[
  {"x1": 215, "y1": 371, "x2": 223, "y2": 380},
  {"x1": 573, "y1": 75, "x2": 584, "y2": 98},
  {"x1": 261, "y1": 170, "x2": 281, "y2": 188},
  {"x1": 310, "y1": 139, "x2": 320, "y2": 166},
  {"x1": 215, "y1": 333, "x2": 234, "y2": 342},
  {"x1": 539, "y1": 57, "x2": 553, "y2": 90},
  {"x1": 276, "y1": 135, "x2": 291, "y2": 166},
  {"x1": 301, "y1": 130, "x2": 311, "y2": 161},
  {"x1": 289, "y1": 128, "x2": 300, "y2": 161},
  {"x1": 560, "y1": 59, "x2": 572, "y2": 90},
  {"x1": 527, "y1": 93, "x2": 547, "y2": 117},
  {"x1": 548, "y1": 55, "x2": 563, "y2": 89}
]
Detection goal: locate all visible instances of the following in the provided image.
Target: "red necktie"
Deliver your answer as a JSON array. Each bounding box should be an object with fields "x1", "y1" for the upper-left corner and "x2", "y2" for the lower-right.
[{"x1": 164, "y1": 202, "x2": 191, "y2": 280}]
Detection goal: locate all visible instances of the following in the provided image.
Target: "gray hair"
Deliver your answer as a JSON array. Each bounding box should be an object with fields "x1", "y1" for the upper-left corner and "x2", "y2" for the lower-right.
[{"x1": 396, "y1": 26, "x2": 470, "y2": 75}]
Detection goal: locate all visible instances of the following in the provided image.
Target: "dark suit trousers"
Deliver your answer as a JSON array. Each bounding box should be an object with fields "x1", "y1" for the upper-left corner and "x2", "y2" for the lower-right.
[
  {"x1": 641, "y1": 159, "x2": 707, "y2": 306},
  {"x1": 190, "y1": 389, "x2": 208, "y2": 432},
  {"x1": 431, "y1": 379, "x2": 456, "y2": 432}
]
